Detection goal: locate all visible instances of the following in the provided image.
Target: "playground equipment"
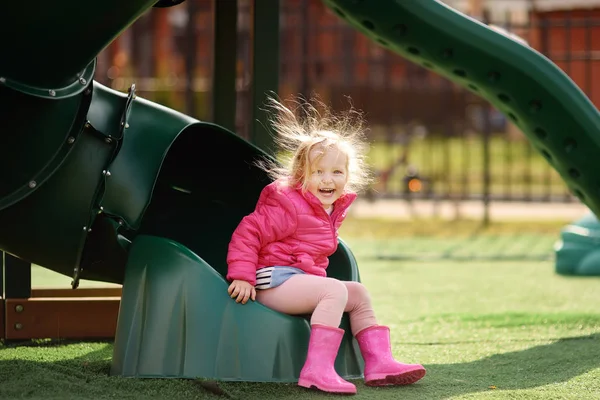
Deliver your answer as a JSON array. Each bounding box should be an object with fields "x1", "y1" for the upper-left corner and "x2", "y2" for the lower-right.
[
  {"x1": 2, "y1": 0, "x2": 600, "y2": 383},
  {"x1": 324, "y1": 0, "x2": 599, "y2": 275},
  {"x1": 554, "y1": 212, "x2": 600, "y2": 276},
  {"x1": 0, "y1": 0, "x2": 363, "y2": 382}
]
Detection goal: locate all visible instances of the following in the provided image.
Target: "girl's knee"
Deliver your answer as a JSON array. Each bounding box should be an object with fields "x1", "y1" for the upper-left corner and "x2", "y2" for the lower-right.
[
  {"x1": 321, "y1": 278, "x2": 348, "y2": 303},
  {"x1": 344, "y1": 281, "x2": 371, "y2": 303}
]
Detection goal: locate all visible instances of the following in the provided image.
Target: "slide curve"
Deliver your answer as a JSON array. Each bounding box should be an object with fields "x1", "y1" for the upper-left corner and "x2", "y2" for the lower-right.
[{"x1": 324, "y1": 0, "x2": 600, "y2": 216}]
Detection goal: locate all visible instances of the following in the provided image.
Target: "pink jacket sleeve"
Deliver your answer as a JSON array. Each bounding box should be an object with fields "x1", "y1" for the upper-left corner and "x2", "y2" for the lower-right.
[{"x1": 226, "y1": 186, "x2": 297, "y2": 285}]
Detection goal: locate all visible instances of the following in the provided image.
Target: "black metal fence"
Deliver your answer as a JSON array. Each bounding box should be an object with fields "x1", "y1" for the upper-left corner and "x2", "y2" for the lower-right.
[{"x1": 95, "y1": 0, "x2": 600, "y2": 204}]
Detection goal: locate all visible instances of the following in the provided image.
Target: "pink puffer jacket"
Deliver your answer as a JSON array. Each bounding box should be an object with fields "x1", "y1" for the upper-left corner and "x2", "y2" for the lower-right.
[{"x1": 226, "y1": 179, "x2": 357, "y2": 285}]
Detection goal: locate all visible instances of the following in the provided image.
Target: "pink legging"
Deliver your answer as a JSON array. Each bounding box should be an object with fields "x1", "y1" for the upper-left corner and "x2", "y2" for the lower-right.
[{"x1": 256, "y1": 274, "x2": 378, "y2": 336}]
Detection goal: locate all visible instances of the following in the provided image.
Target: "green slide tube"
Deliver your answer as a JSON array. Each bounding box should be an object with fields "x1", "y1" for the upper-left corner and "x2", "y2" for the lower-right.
[
  {"x1": 323, "y1": 0, "x2": 600, "y2": 275},
  {"x1": 324, "y1": 0, "x2": 600, "y2": 217},
  {"x1": 0, "y1": 0, "x2": 156, "y2": 98}
]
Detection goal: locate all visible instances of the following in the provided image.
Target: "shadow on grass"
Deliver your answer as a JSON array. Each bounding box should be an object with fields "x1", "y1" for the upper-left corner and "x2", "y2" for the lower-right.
[
  {"x1": 219, "y1": 333, "x2": 600, "y2": 399},
  {"x1": 0, "y1": 335, "x2": 598, "y2": 399},
  {"x1": 413, "y1": 333, "x2": 600, "y2": 399},
  {"x1": 0, "y1": 342, "x2": 224, "y2": 400}
]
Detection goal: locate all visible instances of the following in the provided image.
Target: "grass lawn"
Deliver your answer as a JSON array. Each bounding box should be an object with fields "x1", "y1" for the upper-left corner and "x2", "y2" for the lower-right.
[{"x1": 1, "y1": 218, "x2": 599, "y2": 399}]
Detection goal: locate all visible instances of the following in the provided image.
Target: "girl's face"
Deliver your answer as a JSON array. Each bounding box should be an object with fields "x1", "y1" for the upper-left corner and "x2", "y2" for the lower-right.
[{"x1": 306, "y1": 146, "x2": 348, "y2": 210}]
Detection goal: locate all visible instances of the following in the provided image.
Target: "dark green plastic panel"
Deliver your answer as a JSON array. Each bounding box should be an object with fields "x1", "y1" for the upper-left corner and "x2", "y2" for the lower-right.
[
  {"x1": 0, "y1": 84, "x2": 91, "y2": 210},
  {"x1": 555, "y1": 213, "x2": 600, "y2": 276},
  {"x1": 0, "y1": 1, "x2": 155, "y2": 98},
  {"x1": 324, "y1": 0, "x2": 600, "y2": 217},
  {"x1": 111, "y1": 235, "x2": 364, "y2": 381},
  {"x1": 135, "y1": 121, "x2": 275, "y2": 279},
  {"x1": 88, "y1": 81, "x2": 273, "y2": 233},
  {"x1": 79, "y1": 214, "x2": 132, "y2": 284},
  {"x1": 87, "y1": 82, "x2": 197, "y2": 230},
  {"x1": 0, "y1": 123, "x2": 112, "y2": 278},
  {"x1": 79, "y1": 81, "x2": 270, "y2": 284}
]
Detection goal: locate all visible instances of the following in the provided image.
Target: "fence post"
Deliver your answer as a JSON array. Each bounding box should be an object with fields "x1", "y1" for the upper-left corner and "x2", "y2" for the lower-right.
[
  {"x1": 184, "y1": 0, "x2": 199, "y2": 119},
  {"x1": 212, "y1": 0, "x2": 237, "y2": 132},
  {"x1": 482, "y1": 105, "x2": 492, "y2": 226},
  {"x1": 250, "y1": 0, "x2": 280, "y2": 155},
  {"x1": 480, "y1": 9, "x2": 492, "y2": 226}
]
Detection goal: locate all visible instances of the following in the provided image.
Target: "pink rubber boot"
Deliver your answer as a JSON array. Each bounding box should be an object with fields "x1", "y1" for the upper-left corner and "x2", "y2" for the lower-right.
[
  {"x1": 356, "y1": 325, "x2": 426, "y2": 386},
  {"x1": 298, "y1": 324, "x2": 357, "y2": 394}
]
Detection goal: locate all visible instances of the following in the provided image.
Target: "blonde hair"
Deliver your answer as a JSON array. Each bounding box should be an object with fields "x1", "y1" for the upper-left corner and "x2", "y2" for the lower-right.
[{"x1": 258, "y1": 94, "x2": 372, "y2": 193}]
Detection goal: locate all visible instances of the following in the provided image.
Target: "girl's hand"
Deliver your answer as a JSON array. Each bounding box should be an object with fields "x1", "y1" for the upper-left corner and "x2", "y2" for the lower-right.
[{"x1": 227, "y1": 280, "x2": 256, "y2": 304}]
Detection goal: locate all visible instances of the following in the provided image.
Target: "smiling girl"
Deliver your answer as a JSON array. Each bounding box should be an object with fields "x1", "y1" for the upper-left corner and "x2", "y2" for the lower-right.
[{"x1": 225, "y1": 96, "x2": 426, "y2": 395}]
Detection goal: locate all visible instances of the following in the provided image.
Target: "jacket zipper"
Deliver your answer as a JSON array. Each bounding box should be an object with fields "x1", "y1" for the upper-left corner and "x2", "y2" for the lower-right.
[
  {"x1": 302, "y1": 189, "x2": 351, "y2": 252},
  {"x1": 328, "y1": 211, "x2": 337, "y2": 250},
  {"x1": 329, "y1": 199, "x2": 348, "y2": 250}
]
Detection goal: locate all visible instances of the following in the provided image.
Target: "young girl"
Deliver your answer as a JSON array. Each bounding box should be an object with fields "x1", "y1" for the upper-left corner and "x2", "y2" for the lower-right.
[{"x1": 226, "y1": 96, "x2": 426, "y2": 395}]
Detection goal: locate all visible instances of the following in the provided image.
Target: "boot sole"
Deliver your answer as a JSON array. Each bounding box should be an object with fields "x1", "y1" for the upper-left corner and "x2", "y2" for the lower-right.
[
  {"x1": 298, "y1": 380, "x2": 357, "y2": 394},
  {"x1": 365, "y1": 368, "x2": 426, "y2": 386}
]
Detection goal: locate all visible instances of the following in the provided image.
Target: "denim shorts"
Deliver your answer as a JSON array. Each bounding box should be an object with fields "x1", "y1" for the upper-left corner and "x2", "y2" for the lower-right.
[{"x1": 255, "y1": 266, "x2": 305, "y2": 290}]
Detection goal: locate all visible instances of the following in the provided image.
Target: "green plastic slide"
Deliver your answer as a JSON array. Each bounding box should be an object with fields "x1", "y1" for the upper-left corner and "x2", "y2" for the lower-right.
[
  {"x1": 323, "y1": 0, "x2": 600, "y2": 275},
  {"x1": 111, "y1": 235, "x2": 363, "y2": 381}
]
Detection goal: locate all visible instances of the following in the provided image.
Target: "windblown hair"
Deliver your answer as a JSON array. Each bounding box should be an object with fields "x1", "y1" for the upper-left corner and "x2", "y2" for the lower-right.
[{"x1": 258, "y1": 94, "x2": 373, "y2": 194}]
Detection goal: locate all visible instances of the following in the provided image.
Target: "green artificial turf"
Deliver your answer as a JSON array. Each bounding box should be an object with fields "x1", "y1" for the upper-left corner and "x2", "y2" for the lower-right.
[{"x1": 1, "y1": 218, "x2": 598, "y2": 399}]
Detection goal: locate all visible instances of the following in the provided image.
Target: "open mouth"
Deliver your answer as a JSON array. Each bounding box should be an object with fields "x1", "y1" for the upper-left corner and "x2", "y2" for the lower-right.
[{"x1": 319, "y1": 188, "x2": 335, "y2": 195}]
